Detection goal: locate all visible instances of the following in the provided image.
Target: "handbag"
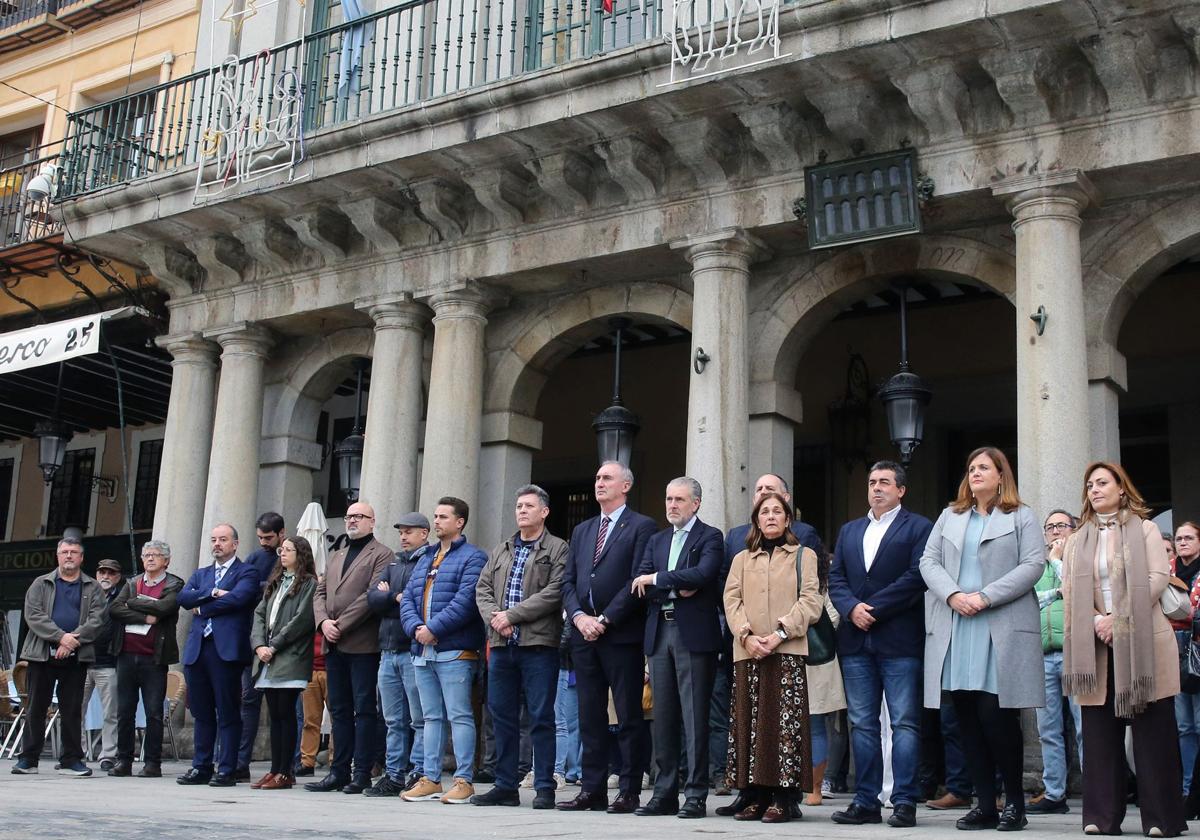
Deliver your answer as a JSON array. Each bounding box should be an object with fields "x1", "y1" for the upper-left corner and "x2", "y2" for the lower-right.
[
  {"x1": 1162, "y1": 575, "x2": 1192, "y2": 621},
  {"x1": 794, "y1": 550, "x2": 837, "y2": 666},
  {"x1": 1181, "y1": 626, "x2": 1200, "y2": 695}
]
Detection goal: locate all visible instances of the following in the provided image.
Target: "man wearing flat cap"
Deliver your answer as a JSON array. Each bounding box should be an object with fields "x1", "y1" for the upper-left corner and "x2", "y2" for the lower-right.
[{"x1": 361, "y1": 513, "x2": 435, "y2": 796}]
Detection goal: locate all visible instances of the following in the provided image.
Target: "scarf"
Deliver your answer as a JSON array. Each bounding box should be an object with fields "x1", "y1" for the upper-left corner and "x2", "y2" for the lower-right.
[{"x1": 1063, "y1": 510, "x2": 1155, "y2": 718}]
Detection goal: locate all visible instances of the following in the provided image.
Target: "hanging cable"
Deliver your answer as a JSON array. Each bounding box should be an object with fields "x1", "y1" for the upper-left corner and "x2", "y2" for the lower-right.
[{"x1": 102, "y1": 332, "x2": 138, "y2": 572}]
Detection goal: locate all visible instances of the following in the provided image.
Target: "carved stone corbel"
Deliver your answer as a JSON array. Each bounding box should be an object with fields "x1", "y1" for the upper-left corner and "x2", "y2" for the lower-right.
[{"x1": 593, "y1": 135, "x2": 664, "y2": 202}]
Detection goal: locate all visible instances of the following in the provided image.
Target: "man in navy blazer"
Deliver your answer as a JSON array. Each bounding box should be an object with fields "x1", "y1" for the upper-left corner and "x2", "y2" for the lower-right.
[
  {"x1": 176, "y1": 523, "x2": 262, "y2": 786},
  {"x1": 557, "y1": 461, "x2": 656, "y2": 815},
  {"x1": 630, "y1": 477, "x2": 724, "y2": 819},
  {"x1": 828, "y1": 461, "x2": 933, "y2": 828}
]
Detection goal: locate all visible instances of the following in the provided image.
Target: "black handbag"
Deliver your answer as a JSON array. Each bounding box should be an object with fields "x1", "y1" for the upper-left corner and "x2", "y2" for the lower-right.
[
  {"x1": 794, "y1": 551, "x2": 837, "y2": 666},
  {"x1": 1181, "y1": 623, "x2": 1200, "y2": 695}
]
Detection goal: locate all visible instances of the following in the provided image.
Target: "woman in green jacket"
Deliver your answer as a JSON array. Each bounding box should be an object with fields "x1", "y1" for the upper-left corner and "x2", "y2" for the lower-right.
[{"x1": 250, "y1": 535, "x2": 317, "y2": 790}]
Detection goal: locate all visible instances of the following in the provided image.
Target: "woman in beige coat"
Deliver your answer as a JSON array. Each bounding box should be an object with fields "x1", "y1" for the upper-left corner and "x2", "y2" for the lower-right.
[
  {"x1": 1061, "y1": 461, "x2": 1183, "y2": 837},
  {"x1": 724, "y1": 491, "x2": 823, "y2": 823}
]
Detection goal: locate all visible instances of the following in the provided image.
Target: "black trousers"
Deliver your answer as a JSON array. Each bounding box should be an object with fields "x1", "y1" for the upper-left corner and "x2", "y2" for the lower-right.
[
  {"x1": 948, "y1": 690, "x2": 1023, "y2": 815},
  {"x1": 116, "y1": 653, "x2": 168, "y2": 764},
  {"x1": 264, "y1": 688, "x2": 303, "y2": 775},
  {"x1": 573, "y1": 638, "x2": 645, "y2": 795},
  {"x1": 20, "y1": 658, "x2": 87, "y2": 765},
  {"x1": 1081, "y1": 666, "x2": 1185, "y2": 835}
]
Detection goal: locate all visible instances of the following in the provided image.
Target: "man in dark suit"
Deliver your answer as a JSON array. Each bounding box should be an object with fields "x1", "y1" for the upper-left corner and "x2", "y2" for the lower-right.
[
  {"x1": 557, "y1": 461, "x2": 656, "y2": 814},
  {"x1": 828, "y1": 461, "x2": 933, "y2": 828},
  {"x1": 177, "y1": 523, "x2": 262, "y2": 786},
  {"x1": 630, "y1": 477, "x2": 724, "y2": 819}
]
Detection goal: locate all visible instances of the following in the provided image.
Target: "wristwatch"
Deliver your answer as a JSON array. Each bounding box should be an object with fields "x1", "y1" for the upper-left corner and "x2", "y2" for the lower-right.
[
  {"x1": 597, "y1": 614, "x2": 610, "y2": 627},
  {"x1": 775, "y1": 628, "x2": 788, "y2": 641}
]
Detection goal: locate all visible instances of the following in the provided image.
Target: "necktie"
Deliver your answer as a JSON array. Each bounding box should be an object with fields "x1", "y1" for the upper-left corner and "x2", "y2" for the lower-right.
[
  {"x1": 203, "y1": 564, "x2": 226, "y2": 637},
  {"x1": 667, "y1": 529, "x2": 686, "y2": 571},
  {"x1": 592, "y1": 516, "x2": 610, "y2": 568}
]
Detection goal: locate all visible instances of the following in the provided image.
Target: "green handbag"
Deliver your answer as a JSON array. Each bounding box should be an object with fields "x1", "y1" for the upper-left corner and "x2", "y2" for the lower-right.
[{"x1": 795, "y1": 550, "x2": 837, "y2": 666}]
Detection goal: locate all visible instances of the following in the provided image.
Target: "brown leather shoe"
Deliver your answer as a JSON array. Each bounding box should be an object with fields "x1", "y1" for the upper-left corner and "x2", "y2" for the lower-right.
[
  {"x1": 608, "y1": 791, "x2": 640, "y2": 814},
  {"x1": 734, "y1": 802, "x2": 767, "y2": 821},
  {"x1": 250, "y1": 772, "x2": 276, "y2": 789},
  {"x1": 927, "y1": 792, "x2": 972, "y2": 810},
  {"x1": 557, "y1": 791, "x2": 609, "y2": 811},
  {"x1": 761, "y1": 803, "x2": 791, "y2": 824},
  {"x1": 261, "y1": 773, "x2": 294, "y2": 790}
]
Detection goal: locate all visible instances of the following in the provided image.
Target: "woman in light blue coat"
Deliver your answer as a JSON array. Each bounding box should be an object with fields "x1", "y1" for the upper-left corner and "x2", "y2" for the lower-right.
[{"x1": 920, "y1": 446, "x2": 1045, "y2": 832}]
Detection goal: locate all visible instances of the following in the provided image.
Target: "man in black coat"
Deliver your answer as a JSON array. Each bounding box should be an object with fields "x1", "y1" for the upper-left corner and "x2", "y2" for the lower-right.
[{"x1": 557, "y1": 461, "x2": 656, "y2": 815}]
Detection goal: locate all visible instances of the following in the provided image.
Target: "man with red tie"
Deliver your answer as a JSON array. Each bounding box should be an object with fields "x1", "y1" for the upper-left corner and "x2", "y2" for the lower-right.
[{"x1": 557, "y1": 461, "x2": 656, "y2": 814}]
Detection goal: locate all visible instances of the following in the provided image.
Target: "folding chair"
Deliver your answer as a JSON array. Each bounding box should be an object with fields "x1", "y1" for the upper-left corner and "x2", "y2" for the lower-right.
[{"x1": 164, "y1": 670, "x2": 187, "y2": 761}]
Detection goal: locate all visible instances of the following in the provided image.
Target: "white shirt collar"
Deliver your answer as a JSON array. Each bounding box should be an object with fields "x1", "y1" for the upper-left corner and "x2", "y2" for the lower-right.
[
  {"x1": 675, "y1": 515, "x2": 697, "y2": 535},
  {"x1": 143, "y1": 572, "x2": 167, "y2": 585},
  {"x1": 867, "y1": 504, "x2": 903, "y2": 525},
  {"x1": 602, "y1": 504, "x2": 626, "y2": 524}
]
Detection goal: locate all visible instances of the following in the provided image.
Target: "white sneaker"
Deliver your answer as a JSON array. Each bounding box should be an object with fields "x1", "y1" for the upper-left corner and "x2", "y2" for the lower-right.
[
  {"x1": 520, "y1": 771, "x2": 535, "y2": 789},
  {"x1": 607, "y1": 774, "x2": 619, "y2": 789},
  {"x1": 554, "y1": 773, "x2": 567, "y2": 791}
]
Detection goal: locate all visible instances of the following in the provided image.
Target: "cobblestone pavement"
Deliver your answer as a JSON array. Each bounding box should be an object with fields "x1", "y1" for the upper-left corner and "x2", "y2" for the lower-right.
[{"x1": 0, "y1": 761, "x2": 1109, "y2": 840}]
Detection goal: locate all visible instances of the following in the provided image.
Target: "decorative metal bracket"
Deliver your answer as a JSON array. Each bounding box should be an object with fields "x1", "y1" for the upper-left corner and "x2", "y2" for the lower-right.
[
  {"x1": 693, "y1": 347, "x2": 711, "y2": 374},
  {"x1": 91, "y1": 475, "x2": 118, "y2": 502},
  {"x1": 1030, "y1": 305, "x2": 1048, "y2": 336}
]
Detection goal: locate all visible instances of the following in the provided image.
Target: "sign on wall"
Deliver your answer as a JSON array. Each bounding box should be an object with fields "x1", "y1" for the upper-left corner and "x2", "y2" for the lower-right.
[{"x1": 0, "y1": 311, "x2": 104, "y2": 375}]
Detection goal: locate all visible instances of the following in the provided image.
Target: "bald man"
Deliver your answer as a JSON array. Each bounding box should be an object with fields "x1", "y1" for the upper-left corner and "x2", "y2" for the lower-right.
[{"x1": 306, "y1": 501, "x2": 394, "y2": 794}]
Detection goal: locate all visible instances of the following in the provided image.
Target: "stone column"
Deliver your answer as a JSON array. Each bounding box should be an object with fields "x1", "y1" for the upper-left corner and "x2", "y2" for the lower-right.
[
  {"x1": 199, "y1": 322, "x2": 274, "y2": 556},
  {"x1": 993, "y1": 171, "x2": 1097, "y2": 519},
  {"x1": 1087, "y1": 340, "x2": 1126, "y2": 464},
  {"x1": 476, "y1": 411, "x2": 543, "y2": 551},
  {"x1": 418, "y1": 289, "x2": 491, "y2": 520},
  {"x1": 672, "y1": 228, "x2": 765, "y2": 533},
  {"x1": 152, "y1": 333, "x2": 219, "y2": 581},
  {"x1": 748, "y1": 381, "x2": 805, "y2": 504},
  {"x1": 357, "y1": 294, "x2": 430, "y2": 548}
]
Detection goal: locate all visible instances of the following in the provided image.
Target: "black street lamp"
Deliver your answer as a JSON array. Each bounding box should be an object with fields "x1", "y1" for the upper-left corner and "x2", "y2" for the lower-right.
[
  {"x1": 592, "y1": 317, "x2": 640, "y2": 467},
  {"x1": 35, "y1": 362, "x2": 72, "y2": 484},
  {"x1": 877, "y1": 285, "x2": 932, "y2": 465},
  {"x1": 333, "y1": 358, "x2": 368, "y2": 503}
]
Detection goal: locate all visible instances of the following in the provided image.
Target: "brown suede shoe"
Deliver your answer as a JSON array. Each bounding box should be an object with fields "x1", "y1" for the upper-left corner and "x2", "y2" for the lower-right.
[
  {"x1": 927, "y1": 792, "x2": 972, "y2": 810},
  {"x1": 261, "y1": 773, "x2": 294, "y2": 790},
  {"x1": 250, "y1": 772, "x2": 276, "y2": 789}
]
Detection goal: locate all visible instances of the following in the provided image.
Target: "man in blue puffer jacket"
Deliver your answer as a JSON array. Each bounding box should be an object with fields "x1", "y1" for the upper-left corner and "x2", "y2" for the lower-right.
[{"x1": 399, "y1": 496, "x2": 488, "y2": 805}]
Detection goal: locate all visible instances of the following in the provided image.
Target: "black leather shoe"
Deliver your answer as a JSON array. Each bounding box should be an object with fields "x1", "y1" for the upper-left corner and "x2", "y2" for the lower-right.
[
  {"x1": 532, "y1": 789, "x2": 556, "y2": 809},
  {"x1": 176, "y1": 768, "x2": 212, "y2": 785},
  {"x1": 678, "y1": 798, "x2": 707, "y2": 819},
  {"x1": 342, "y1": 777, "x2": 371, "y2": 795},
  {"x1": 832, "y1": 803, "x2": 883, "y2": 825},
  {"x1": 234, "y1": 766, "x2": 252, "y2": 782},
  {"x1": 137, "y1": 764, "x2": 162, "y2": 778},
  {"x1": 608, "y1": 792, "x2": 640, "y2": 814},
  {"x1": 888, "y1": 804, "x2": 917, "y2": 828},
  {"x1": 997, "y1": 805, "x2": 1028, "y2": 832},
  {"x1": 716, "y1": 791, "x2": 752, "y2": 817},
  {"x1": 304, "y1": 773, "x2": 348, "y2": 792},
  {"x1": 636, "y1": 797, "x2": 679, "y2": 816},
  {"x1": 208, "y1": 773, "x2": 237, "y2": 787},
  {"x1": 472, "y1": 787, "x2": 521, "y2": 806},
  {"x1": 956, "y1": 808, "x2": 1000, "y2": 830},
  {"x1": 107, "y1": 762, "x2": 132, "y2": 777},
  {"x1": 557, "y1": 791, "x2": 609, "y2": 811},
  {"x1": 295, "y1": 764, "x2": 315, "y2": 777}
]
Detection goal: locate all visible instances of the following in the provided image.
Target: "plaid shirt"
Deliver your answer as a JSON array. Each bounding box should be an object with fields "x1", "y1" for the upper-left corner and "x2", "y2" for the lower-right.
[{"x1": 503, "y1": 537, "x2": 534, "y2": 645}]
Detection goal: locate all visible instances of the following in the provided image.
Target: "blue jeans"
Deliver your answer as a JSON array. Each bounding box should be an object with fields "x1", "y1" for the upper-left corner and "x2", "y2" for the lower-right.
[
  {"x1": 812, "y1": 712, "x2": 829, "y2": 767},
  {"x1": 555, "y1": 669, "x2": 581, "y2": 780},
  {"x1": 841, "y1": 653, "x2": 922, "y2": 809},
  {"x1": 1037, "y1": 652, "x2": 1083, "y2": 800},
  {"x1": 414, "y1": 656, "x2": 477, "y2": 782},
  {"x1": 325, "y1": 648, "x2": 381, "y2": 782},
  {"x1": 379, "y1": 649, "x2": 426, "y2": 781},
  {"x1": 1177, "y1": 691, "x2": 1200, "y2": 794},
  {"x1": 941, "y1": 697, "x2": 972, "y2": 796},
  {"x1": 488, "y1": 645, "x2": 559, "y2": 791}
]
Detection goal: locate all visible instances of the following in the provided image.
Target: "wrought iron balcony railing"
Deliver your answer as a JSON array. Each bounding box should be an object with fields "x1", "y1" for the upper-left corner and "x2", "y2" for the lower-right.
[
  {"x1": 59, "y1": 0, "x2": 666, "y2": 199},
  {"x1": 0, "y1": 143, "x2": 66, "y2": 249}
]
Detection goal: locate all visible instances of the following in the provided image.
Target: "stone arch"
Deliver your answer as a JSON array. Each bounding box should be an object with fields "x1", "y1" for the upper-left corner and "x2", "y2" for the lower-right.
[
  {"x1": 262, "y1": 327, "x2": 376, "y2": 440},
  {"x1": 1083, "y1": 192, "x2": 1200, "y2": 347},
  {"x1": 751, "y1": 234, "x2": 1017, "y2": 394},
  {"x1": 484, "y1": 281, "x2": 694, "y2": 415}
]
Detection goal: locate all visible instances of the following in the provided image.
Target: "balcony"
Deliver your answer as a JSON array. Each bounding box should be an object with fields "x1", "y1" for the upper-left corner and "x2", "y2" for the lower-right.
[
  {"x1": 0, "y1": 142, "x2": 65, "y2": 257},
  {"x1": 58, "y1": 0, "x2": 667, "y2": 198},
  {"x1": 0, "y1": 0, "x2": 144, "y2": 55}
]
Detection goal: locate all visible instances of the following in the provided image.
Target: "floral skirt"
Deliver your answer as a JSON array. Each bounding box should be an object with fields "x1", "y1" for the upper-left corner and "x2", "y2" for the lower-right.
[{"x1": 727, "y1": 653, "x2": 812, "y2": 790}]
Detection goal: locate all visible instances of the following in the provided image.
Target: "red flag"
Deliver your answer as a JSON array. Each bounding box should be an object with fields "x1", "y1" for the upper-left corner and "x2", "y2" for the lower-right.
[{"x1": 602, "y1": 0, "x2": 613, "y2": 13}]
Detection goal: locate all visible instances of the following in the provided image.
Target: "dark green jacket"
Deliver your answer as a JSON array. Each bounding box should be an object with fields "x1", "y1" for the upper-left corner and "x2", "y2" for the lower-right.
[
  {"x1": 108, "y1": 573, "x2": 185, "y2": 665},
  {"x1": 21, "y1": 570, "x2": 106, "y2": 663},
  {"x1": 251, "y1": 577, "x2": 317, "y2": 683},
  {"x1": 1036, "y1": 562, "x2": 1065, "y2": 653}
]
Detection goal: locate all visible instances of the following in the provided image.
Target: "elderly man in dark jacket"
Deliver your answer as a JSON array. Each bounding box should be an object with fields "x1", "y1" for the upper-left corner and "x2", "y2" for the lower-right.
[
  {"x1": 13, "y1": 537, "x2": 106, "y2": 776},
  {"x1": 362, "y1": 512, "x2": 434, "y2": 797},
  {"x1": 81, "y1": 558, "x2": 125, "y2": 771},
  {"x1": 472, "y1": 484, "x2": 569, "y2": 810}
]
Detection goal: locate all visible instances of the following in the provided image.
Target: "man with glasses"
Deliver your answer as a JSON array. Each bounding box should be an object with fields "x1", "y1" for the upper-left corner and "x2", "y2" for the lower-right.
[
  {"x1": 1027, "y1": 509, "x2": 1082, "y2": 815},
  {"x1": 81, "y1": 558, "x2": 125, "y2": 771},
  {"x1": 108, "y1": 541, "x2": 185, "y2": 778},
  {"x1": 306, "y1": 501, "x2": 393, "y2": 794}
]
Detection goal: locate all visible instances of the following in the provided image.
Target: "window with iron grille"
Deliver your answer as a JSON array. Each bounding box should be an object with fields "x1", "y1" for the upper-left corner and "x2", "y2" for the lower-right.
[
  {"x1": 46, "y1": 448, "x2": 95, "y2": 536},
  {"x1": 805, "y1": 148, "x2": 922, "y2": 250},
  {"x1": 0, "y1": 457, "x2": 13, "y2": 538},
  {"x1": 131, "y1": 438, "x2": 164, "y2": 531}
]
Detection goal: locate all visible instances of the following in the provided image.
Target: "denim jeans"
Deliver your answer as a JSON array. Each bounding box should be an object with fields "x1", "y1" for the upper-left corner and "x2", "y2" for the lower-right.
[
  {"x1": 1177, "y1": 691, "x2": 1200, "y2": 794},
  {"x1": 325, "y1": 647, "x2": 381, "y2": 782},
  {"x1": 841, "y1": 653, "x2": 922, "y2": 809},
  {"x1": 1037, "y1": 651, "x2": 1083, "y2": 800},
  {"x1": 414, "y1": 656, "x2": 477, "y2": 782},
  {"x1": 489, "y1": 645, "x2": 559, "y2": 791},
  {"x1": 555, "y1": 669, "x2": 581, "y2": 780},
  {"x1": 379, "y1": 649, "x2": 426, "y2": 781},
  {"x1": 812, "y1": 712, "x2": 829, "y2": 767}
]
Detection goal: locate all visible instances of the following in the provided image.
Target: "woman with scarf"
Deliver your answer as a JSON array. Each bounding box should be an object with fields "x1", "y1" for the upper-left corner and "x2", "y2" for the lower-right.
[
  {"x1": 249, "y1": 535, "x2": 318, "y2": 790},
  {"x1": 1062, "y1": 462, "x2": 1183, "y2": 837},
  {"x1": 920, "y1": 446, "x2": 1045, "y2": 832},
  {"x1": 723, "y1": 491, "x2": 823, "y2": 823}
]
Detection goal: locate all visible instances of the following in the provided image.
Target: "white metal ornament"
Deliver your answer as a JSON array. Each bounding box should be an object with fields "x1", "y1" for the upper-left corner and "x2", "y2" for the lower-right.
[{"x1": 662, "y1": 0, "x2": 790, "y2": 85}]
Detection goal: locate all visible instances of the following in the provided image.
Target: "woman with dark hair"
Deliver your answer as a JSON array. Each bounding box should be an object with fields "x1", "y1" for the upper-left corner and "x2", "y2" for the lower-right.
[
  {"x1": 249, "y1": 535, "x2": 317, "y2": 790},
  {"x1": 920, "y1": 446, "x2": 1044, "y2": 831},
  {"x1": 723, "y1": 491, "x2": 823, "y2": 823},
  {"x1": 1062, "y1": 463, "x2": 1183, "y2": 837}
]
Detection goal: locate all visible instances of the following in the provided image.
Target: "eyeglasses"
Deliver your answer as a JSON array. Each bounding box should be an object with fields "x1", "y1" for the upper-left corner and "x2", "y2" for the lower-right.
[
  {"x1": 141, "y1": 553, "x2": 165, "y2": 560},
  {"x1": 1044, "y1": 523, "x2": 1073, "y2": 533},
  {"x1": 1178, "y1": 535, "x2": 1199, "y2": 543},
  {"x1": 344, "y1": 514, "x2": 373, "y2": 522},
  {"x1": 96, "y1": 568, "x2": 120, "y2": 575},
  {"x1": 276, "y1": 546, "x2": 296, "y2": 555}
]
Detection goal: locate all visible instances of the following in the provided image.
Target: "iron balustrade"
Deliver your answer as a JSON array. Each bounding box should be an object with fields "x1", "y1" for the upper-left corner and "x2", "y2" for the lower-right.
[
  {"x1": 0, "y1": 0, "x2": 58, "y2": 31},
  {"x1": 59, "y1": 0, "x2": 668, "y2": 199},
  {"x1": 0, "y1": 143, "x2": 66, "y2": 248}
]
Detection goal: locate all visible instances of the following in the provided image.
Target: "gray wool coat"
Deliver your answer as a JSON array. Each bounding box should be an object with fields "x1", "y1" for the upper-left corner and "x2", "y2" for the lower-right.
[{"x1": 920, "y1": 504, "x2": 1046, "y2": 710}]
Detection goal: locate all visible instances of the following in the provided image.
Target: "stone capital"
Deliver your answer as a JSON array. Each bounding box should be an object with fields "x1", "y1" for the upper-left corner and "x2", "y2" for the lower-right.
[
  {"x1": 420, "y1": 284, "x2": 504, "y2": 322},
  {"x1": 355, "y1": 293, "x2": 431, "y2": 331},
  {"x1": 748, "y1": 381, "x2": 804, "y2": 425},
  {"x1": 480, "y1": 411, "x2": 543, "y2": 450},
  {"x1": 670, "y1": 227, "x2": 770, "y2": 268},
  {"x1": 203, "y1": 322, "x2": 275, "y2": 358},
  {"x1": 259, "y1": 435, "x2": 325, "y2": 470},
  {"x1": 155, "y1": 332, "x2": 219, "y2": 366},
  {"x1": 991, "y1": 170, "x2": 1100, "y2": 223},
  {"x1": 1087, "y1": 341, "x2": 1128, "y2": 391}
]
